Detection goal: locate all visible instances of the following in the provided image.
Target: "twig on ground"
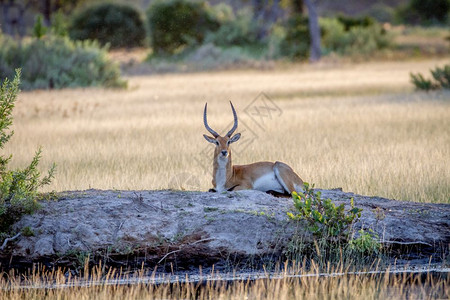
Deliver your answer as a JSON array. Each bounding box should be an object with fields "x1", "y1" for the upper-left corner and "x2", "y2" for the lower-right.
[
  {"x1": 0, "y1": 232, "x2": 22, "y2": 251},
  {"x1": 157, "y1": 238, "x2": 215, "y2": 264}
]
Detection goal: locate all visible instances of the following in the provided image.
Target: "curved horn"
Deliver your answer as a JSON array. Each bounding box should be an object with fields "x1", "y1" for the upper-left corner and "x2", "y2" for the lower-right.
[
  {"x1": 226, "y1": 101, "x2": 238, "y2": 137},
  {"x1": 203, "y1": 103, "x2": 219, "y2": 138}
]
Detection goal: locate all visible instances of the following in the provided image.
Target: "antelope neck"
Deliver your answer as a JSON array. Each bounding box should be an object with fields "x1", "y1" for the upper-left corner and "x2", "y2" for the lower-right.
[{"x1": 213, "y1": 155, "x2": 233, "y2": 192}]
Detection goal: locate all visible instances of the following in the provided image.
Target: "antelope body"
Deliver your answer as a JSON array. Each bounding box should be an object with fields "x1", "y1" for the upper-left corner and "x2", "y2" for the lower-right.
[{"x1": 203, "y1": 102, "x2": 304, "y2": 195}]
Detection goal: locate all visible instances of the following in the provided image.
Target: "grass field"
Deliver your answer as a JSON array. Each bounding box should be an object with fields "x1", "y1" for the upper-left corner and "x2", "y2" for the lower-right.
[
  {"x1": 6, "y1": 58, "x2": 450, "y2": 203},
  {"x1": 1, "y1": 264, "x2": 448, "y2": 299}
]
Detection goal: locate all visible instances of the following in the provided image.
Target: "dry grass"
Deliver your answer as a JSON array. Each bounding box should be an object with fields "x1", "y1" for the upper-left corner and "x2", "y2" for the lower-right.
[
  {"x1": 5, "y1": 58, "x2": 450, "y2": 203},
  {"x1": 1, "y1": 263, "x2": 448, "y2": 299}
]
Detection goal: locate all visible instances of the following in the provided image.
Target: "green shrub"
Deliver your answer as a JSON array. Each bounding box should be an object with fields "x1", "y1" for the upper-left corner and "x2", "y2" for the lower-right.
[
  {"x1": 395, "y1": 0, "x2": 450, "y2": 25},
  {"x1": 0, "y1": 70, "x2": 55, "y2": 235},
  {"x1": 147, "y1": 0, "x2": 219, "y2": 55},
  {"x1": 349, "y1": 229, "x2": 382, "y2": 255},
  {"x1": 431, "y1": 64, "x2": 450, "y2": 88},
  {"x1": 284, "y1": 183, "x2": 386, "y2": 268},
  {"x1": 410, "y1": 73, "x2": 438, "y2": 91},
  {"x1": 205, "y1": 6, "x2": 259, "y2": 48},
  {"x1": 287, "y1": 183, "x2": 362, "y2": 242},
  {"x1": 279, "y1": 15, "x2": 311, "y2": 60},
  {"x1": 0, "y1": 33, "x2": 126, "y2": 90},
  {"x1": 336, "y1": 14, "x2": 375, "y2": 31},
  {"x1": 32, "y1": 15, "x2": 47, "y2": 39},
  {"x1": 320, "y1": 17, "x2": 392, "y2": 56},
  {"x1": 69, "y1": 2, "x2": 146, "y2": 48},
  {"x1": 410, "y1": 64, "x2": 450, "y2": 90},
  {"x1": 363, "y1": 4, "x2": 395, "y2": 23}
]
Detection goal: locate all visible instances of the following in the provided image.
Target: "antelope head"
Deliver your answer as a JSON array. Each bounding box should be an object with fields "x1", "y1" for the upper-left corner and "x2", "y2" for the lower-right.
[{"x1": 203, "y1": 102, "x2": 241, "y2": 161}]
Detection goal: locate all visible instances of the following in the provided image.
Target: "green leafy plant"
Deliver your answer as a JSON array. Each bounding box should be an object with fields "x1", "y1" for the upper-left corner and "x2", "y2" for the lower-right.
[
  {"x1": 430, "y1": 65, "x2": 450, "y2": 89},
  {"x1": 147, "y1": 0, "x2": 219, "y2": 55},
  {"x1": 410, "y1": 73, "x2": 438, "y2": 91},
  {"x1": 410, "y1": 64, "x2": 450, "y2": 91},
  {"x1": 0, "y1": 32, "x2": 126, "y2": 90},
  {"x1": 320, "y1": 17, "x2": 392, "y2": 57},
  {"x1": 32, "y1": 15, "x2": 47, "y2": 39},
  {"x1": 279, "y1": 15, "x2": 311, "y2": 60},
  {"x1": 69, "y1": 3, "x2": 146, "y2": 48},
  {"x1": 395, "y1": 0, "x2": 450, "y2": 25},
  {"x1": 287, "y1": 183, "x2": 362, "y2": 242},
  {"x1": 349, "y1": 228, "x2": 382, "y2": 255},
  {"x1": 285, "y1": 183, "x2": 386, "y2": 268},
  {"x1": 0, "y1": 69, "x2": 55, "y2": 236},
  {"x1": 336, "y1": 14, "x2": 375, "y2": 31},
  {"x1": 205, "y1": 6, "x2": 259, "y2": 48}
]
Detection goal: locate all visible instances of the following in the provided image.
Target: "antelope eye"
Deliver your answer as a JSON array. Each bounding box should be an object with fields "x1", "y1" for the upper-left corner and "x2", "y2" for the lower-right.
[{"x1": 215, "y1": 140, "x2": 219, "y2": 145}]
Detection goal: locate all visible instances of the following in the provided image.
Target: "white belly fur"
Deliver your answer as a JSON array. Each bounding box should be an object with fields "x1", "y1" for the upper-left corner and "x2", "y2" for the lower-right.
[{"x1": 252, "y1": 172, "x2": 284, "y2": 193}]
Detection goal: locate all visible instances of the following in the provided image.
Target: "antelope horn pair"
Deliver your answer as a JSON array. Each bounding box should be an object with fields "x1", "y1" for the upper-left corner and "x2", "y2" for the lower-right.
[{"x1": 203, "y1": 101, "x2": 238, "y2": 138}]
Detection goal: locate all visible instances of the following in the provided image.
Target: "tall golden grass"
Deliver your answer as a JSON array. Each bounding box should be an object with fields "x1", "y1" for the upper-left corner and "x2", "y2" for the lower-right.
[
  {"x1": 1, "y1": 263, "x2": 448, "y2": 299},
  {"x1": 5, "y1": 59, "x2": 449, "y2": 202}
]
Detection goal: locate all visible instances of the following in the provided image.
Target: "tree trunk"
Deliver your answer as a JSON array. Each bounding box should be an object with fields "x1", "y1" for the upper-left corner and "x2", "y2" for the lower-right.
[
  {"x1": 42, "y1": 0, "x2": 51, "y2": 26},
  {"x1": 304, "y1": 0, "x2": 321, "y2": 62},
  {"x1": 0, "y1": 0, "x2": 13, "y2": 35},
  {"x1": 292, "y1": 0, "x2": 304, "y2": 14}
]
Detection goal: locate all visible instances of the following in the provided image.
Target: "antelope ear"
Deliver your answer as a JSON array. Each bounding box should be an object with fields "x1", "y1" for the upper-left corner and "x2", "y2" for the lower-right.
[
  {"x1": 229, "y1": 133, "x2": 241, "y2": 144},
  {"x1": 203, "y1": 134, "x2": 217, "y2": 144}
]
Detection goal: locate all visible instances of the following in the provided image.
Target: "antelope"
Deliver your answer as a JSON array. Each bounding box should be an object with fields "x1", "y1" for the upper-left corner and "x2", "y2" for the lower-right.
[{"x1": 203, "y1": 102, "x2": 304, "y2": 195}]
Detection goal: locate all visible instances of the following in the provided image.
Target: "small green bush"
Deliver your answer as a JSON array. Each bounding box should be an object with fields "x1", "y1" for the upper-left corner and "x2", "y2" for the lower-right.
[
  {"x1": 396, "y1": 0, "x2": 450, "y2": 24},
  {"x1": 205, "y1": 6, "x2": 259, "y2": 48},
  {"x1": 279, "y1": 15, "x2": 311, "y2": 60},
  {"x1": 410, "y1": 64, "x2": 450, "y2": 90},
  {"x1": 32, "y1": 15, "x2": 47, "y2": 39},
  {"x1": 0, "y1": 33, "x2": 126, "y2": 90},
  {"x1": 410, "y1": 73, "x2": 438, "y2": 91},
  {"x1": 336, "y1": 14, "x2": 375, "y2": 31},
  {"x1": 285, "y1": 183, "x2": 385, "y2": 267},
  {"x1": 69, "y1": 2, "x2": 146, "y2": 48},
  {"x1": 431, "y1": 64, "x2": 450, "y2": 88},
  {"x1": 349, "y1": 229, "x2": 382, "y2": 255},
  {"x1": 147, "y1": 0, "x2": 219, "y2": 55},
  {"x1": 320, "y1": 18, "x2": 392, "y2": 56},
  {"x1": 0, "y1": 70, "x2": 55, "y2": 236},
  {"x1": 287, "y1": 183, "x2": 362, "y2": 242}
]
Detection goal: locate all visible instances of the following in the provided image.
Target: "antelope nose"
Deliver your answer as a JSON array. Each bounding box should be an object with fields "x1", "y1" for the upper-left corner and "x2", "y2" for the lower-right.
[{"x1": 221, "y1": 150, "x2": 228, "y2": 156}]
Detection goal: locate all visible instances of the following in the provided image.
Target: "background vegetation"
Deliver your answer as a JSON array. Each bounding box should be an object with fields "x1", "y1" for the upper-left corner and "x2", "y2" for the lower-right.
[
  {"x1": 0, "y1": 70, "x2": 54, "y2": 239},
  {"x1": 0, "y1": 0, "x2": 448, "y2": 297},
  {"x1": 7, "y1": 59, "x2": 449, "y2": 203},
  {"x1": 1, "y1": 0, "x2": 448, "y2": 82}
]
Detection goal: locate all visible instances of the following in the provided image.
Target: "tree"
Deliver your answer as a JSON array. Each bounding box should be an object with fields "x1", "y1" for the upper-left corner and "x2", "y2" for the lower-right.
[
  {"x1": 0, "y1": 0, "x2": 86, "y2": 36},
  {"x1": 252, "y1": 0, "x2": 285, "y2": 40},
  {"x1": 304, "y1": 0, "x2": 321, "y2": 61}
]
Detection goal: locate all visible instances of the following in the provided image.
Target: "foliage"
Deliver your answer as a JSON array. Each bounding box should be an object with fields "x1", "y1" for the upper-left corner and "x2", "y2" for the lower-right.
[
  {"x1": 50, "y1": 11, "x2": 69, "y2": 37},
  {"x1": 349, "y1": 229, "x2": 382, "y2": 255},
  {"x1": 336, "y1": 14, "x2": 375, "y2": 31},
  {"x1": 410, "y1": 73, "x2": 438, "y2": 91},
  {"x1": 410, "y1": 64, "x2": 450, "y2": 90},
  {"x1": 278, "y1": 15, "x2": 311, "y2": 60},
  {"x1": 32, "y1": 15, "x2": 47, "y2": 39},
  {"x1": 363, "y1": 4, "x2": 396, "y2": 23},
  {"x1": 285, "y1": 183, "x2": 385, "y2": 267},
  {"x1": 69, "y1": 2, "x2": 147, "y2": 48},
  {"x1": 0, "y1": 33, "x2": 126, "y2": 90},
  {"x1": 287, "y1": 183, "x2": 362, "y2": 242},
  {"x1": 0, "y1": 70, "x2": 55, "y2": 235},
  {"x1": 320, "y1": 18, "x2": 392, "y2": 57},
  {"x1": 21, "y1": 226, "x2": 35, "y2": 237},
  {"x1": 431, "y1": 64, "x2": 450, "y2": 88},
  {"x1": 395, "y1": 0, "x2": 450, "y2": 25},
  {"x1": 147, "y1": 0, "x2": 219, "y2": 55},
  {"x1": 205, "y1": 6, "x2": 259, "y2": 48}
]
